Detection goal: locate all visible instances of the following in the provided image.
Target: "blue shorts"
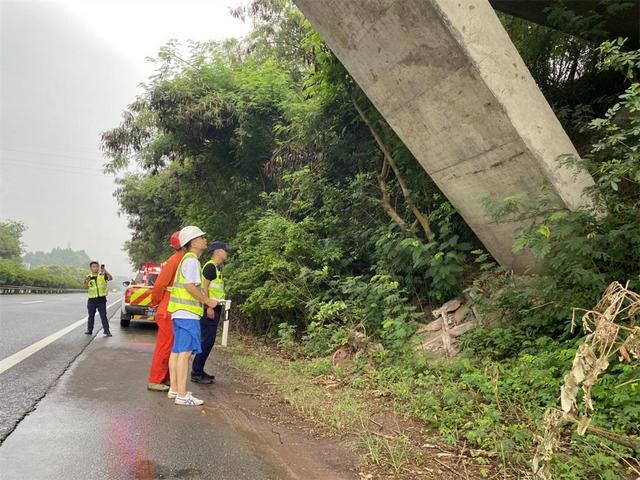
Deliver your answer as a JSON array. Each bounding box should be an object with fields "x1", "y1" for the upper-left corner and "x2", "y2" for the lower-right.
[{"x1": 171, "y1": 318, "x2": 202, "y2": 354}]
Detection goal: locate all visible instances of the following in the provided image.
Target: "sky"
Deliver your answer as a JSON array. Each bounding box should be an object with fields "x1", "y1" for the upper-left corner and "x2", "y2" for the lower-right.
[{"x1": 0, "y1": 0, "x2": 251, "y2": 275}]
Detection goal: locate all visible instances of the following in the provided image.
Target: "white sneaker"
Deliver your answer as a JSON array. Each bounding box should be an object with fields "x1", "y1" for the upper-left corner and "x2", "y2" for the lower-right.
[
  {"x1": 175, "y1": 393, "x2": 204, "y2": 406},
  {"x1": 168, "y1": 390, "x2": 191, "y2": 399}
]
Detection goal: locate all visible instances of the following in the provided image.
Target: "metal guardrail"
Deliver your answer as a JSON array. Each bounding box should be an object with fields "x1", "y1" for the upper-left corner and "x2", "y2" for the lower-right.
[{"x1": 0, "y1": 285, "x2": 86, "y2": 295}]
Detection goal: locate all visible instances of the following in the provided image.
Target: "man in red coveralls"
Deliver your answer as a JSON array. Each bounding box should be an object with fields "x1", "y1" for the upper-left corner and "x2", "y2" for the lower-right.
[{"x1": 147, "y1": 231, "x2": 185, "y2": 392}]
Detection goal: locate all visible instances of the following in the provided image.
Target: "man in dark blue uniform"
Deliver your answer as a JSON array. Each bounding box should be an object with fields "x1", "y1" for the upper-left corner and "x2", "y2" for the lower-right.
[
  {"x1": 84, "y1": 261, "x2": 113, "y2": 336},
  {"x1": 191, "y1": 241, "x2": 229, "y2": 384}
]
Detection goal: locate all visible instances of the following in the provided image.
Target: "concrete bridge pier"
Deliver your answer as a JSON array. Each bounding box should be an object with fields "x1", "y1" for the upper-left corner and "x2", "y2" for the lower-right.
[{"x1": 294, "y1": 0, "x2": 595, "y2": 272}]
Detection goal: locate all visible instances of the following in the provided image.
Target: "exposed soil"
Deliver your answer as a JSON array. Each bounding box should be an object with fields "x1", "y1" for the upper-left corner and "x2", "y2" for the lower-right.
[
  {"x1": 204, "y1": 347, "x2": 360, "y2": 480},
  {"x1": 210, "y1": 337, "x2": 508, "y2": 480}
]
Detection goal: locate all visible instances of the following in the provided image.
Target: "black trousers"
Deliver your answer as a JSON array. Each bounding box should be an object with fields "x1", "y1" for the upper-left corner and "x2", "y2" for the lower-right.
[
  {"x1": 87, "y1": 299, "x2": 109, "y2": 333},
  {"x1": 192, "y1": 307, "x2": 221, "y2": 375}
]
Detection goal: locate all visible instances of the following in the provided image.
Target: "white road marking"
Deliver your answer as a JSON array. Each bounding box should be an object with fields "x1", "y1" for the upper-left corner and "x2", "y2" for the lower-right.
[
  {"x1": 0, "y1": 299, "x2": 121, "y2": 375},
  {"x1": 21, "y1": 300, "x2": 44, "y2": 304}
]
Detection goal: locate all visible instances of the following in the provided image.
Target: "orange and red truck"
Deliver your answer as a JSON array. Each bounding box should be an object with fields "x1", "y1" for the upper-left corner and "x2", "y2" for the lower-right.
[{"x1": 119, "y1": 263, "x2": 161, "y2": 327}]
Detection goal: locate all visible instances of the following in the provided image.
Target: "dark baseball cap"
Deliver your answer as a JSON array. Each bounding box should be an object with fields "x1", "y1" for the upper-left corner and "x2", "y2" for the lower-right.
[{"x1": 207, "y1": 241, "x2": 230, "y2": 254}]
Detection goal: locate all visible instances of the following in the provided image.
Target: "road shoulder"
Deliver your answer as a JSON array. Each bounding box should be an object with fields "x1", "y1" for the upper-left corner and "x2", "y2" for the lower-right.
[{"x1": 0, "y1": 324, "x2": 359, "y2": 480}]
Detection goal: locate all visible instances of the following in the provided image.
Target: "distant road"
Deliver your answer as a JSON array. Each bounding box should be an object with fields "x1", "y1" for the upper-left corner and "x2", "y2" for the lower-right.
[{"x1": 0, "y1": 293, "x2": 121, "y2": 441}]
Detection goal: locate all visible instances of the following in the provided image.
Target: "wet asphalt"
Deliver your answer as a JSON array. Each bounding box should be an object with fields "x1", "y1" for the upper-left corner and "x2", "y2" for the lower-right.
[
  {"x1": 0, "y1": 301, "x2": 299, "y2": 480},
  {"x1": 0, "y1": 293, "x2": 122, "y2": 441}
]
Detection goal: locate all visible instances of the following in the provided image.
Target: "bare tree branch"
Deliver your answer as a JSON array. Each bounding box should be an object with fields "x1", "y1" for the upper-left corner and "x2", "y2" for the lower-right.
[{"x1": 350, "y1": 91, "x2": 434, "y2": 240}]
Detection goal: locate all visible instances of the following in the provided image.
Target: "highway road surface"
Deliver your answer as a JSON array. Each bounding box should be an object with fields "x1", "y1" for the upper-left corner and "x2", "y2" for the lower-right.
[
  {"x1": 0, "y1": 293, "x2": 122, "y2": 441},
  {"x1": 0, "y1": 293, "x2": 357, "y2": 480}
]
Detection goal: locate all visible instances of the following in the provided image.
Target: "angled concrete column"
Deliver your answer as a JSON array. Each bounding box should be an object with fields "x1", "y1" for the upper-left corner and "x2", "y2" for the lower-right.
[{"x1": 294, "y1": 0, "x2": 595, "y2": 272}]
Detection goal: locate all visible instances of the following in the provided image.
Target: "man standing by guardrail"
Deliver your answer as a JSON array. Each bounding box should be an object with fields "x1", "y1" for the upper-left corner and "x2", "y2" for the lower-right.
[
  {"x1": 191, "y1": 241, "x2": 230, "y2": 384},
  {"x1": 84, "y1": 261, "x2": 113, "y2": 336}
]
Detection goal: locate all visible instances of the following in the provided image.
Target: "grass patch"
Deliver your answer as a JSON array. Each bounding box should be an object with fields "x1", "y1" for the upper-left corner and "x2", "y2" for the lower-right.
[
  {"x1": 227, "y1": 333, "x2": 640, "y2": 479},
  {"x1": 233, "y1": 349, "x2": 371, "y2": 431},
  {"x1": 229, "y1": 340, "x2": 424, "y2": 476}
]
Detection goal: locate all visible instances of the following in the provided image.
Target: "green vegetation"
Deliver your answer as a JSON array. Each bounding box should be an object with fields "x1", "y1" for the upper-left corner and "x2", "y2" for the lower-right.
[
  {"x1": 0, "y1": 220, "x2": 26, "y2": 259},
  {"x1": 230, "y1": 342, "x2": 421, "y2": 476},
  {"x1": 103, "y1": 2, "x2": 639, "y2": 477},
  {"x1": 23, "y1": 247, "x2": 91, "y2": 269},
  {"x1": 0, "y1": 220, "x2": 85, "y2": 288},
  {"x1": 0, "y1": 259, "x2": 86, "y2": 289}
]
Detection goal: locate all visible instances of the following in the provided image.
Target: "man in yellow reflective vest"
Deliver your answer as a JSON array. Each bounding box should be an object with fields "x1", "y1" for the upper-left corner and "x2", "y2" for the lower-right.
[
  {"x1": 166, "y1": 226, "x2": 218, "y2": 407},
  {"x1": 191, "y1": 241, "x2": 230, "y2": 384},
  {"x1": 83, "y1": 261, "x2": 113, "y2": 336}
]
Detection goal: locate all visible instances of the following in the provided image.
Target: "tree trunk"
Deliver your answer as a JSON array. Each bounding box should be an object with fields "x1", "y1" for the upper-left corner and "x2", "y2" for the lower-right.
[
  {"x1": 378, "y1": 158, "x2": 408, "y2": 230},
  {"x1": 350, "y1": 92, "x2": 434, "y2": 240}
]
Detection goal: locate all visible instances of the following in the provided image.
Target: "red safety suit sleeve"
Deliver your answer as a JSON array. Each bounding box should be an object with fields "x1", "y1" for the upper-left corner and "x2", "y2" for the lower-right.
[{"x1": 150, "y1": 251, "x2": 184, "y2": 306}]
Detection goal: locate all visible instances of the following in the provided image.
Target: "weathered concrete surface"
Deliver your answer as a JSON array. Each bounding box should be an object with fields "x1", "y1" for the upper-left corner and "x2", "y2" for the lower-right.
[{"x1": 294, "y1": 0, "x2": 596, "y2": 272}]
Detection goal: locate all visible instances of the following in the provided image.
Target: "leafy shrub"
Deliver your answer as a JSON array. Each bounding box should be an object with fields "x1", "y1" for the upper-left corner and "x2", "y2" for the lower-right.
[
  {"x1": 226, "y1": 211, "x2": 334, "y2": 329},
  {"x1": 0, "y1": 259, "x2": 84, "y2": 288},
  {"x1": 275, "y1": 322, "x2": 297, "y2": 349},
  {"x1": 301, "y1": 322, "x2": 340, "y2": 357},
  {"x1": 329, "y1": 274, "x2": 419, "y2": 350},
  {"x1": 371, "y1": 201, "x2": 473, "y2": 303},
  {"x1": 302, "y1": 319, "x2": 351, "y2": 357},
  {"x1": 458, "y1": 326, "x2": 531, "y2": 360}
]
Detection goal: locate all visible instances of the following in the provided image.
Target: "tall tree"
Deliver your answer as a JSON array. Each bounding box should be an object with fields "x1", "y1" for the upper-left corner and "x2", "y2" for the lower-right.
[{"x1": 0, "y1": 220, "x2": 26, "y2": 259}]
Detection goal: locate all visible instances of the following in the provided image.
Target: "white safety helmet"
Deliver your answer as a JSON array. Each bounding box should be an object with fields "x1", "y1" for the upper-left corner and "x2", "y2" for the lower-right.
[{"x1": 178, "y1": 226, "x2": 206, "y2": 247}]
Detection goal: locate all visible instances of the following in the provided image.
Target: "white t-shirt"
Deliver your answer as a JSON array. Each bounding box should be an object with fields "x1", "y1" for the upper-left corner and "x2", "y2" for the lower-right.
[{"x1": 171, "y1": 256, "x2": 202, "y2": 320}]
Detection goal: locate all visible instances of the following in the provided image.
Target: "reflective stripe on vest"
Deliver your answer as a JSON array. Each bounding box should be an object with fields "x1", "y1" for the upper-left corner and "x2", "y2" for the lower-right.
[
  {"x1": 87, "y1": 274, "x2": 108, "y2": 298},
  {"x1": 167, "y1": 252, "x2": 204, "y2": 316},
  {"x1": 203, "y1": 260, "x2": 225, "y2": 300}
]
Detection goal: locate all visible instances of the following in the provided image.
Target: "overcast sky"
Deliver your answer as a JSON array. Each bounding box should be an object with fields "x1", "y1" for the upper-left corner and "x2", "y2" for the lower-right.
[{"x1": 0, "y1": 0, "x2": 251, "y2": 275}]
